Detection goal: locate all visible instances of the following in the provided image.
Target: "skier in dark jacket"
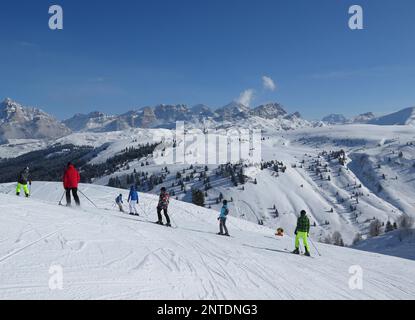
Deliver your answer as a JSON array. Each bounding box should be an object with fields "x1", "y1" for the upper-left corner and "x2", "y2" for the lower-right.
[
  {"x1": 217, "y1": 200, "x2": 230, "y2": 236},
  {"x1": 16, "y1": 167, "x2": 31, "y2": 197},
  {"x1": 156, "y1": 187, "x2": 171, "y2": 226},
  {"x1": 293, "y1": 210, "x2": 311, "y2": 256},
  {"x1": 115, "y1": 194, "x2": 124, "y2": 212},
  {"x1": 63, "y1": 162, "x2": 81, "y2": 206}
]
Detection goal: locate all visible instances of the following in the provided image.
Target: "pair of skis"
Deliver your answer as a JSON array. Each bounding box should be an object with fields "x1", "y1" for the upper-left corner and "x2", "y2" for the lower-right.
[{"x1": 284, "y1": 248, "x2": 313, "y2": 258}]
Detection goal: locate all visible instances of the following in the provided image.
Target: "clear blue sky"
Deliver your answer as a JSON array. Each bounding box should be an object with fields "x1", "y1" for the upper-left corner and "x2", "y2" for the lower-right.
[{"x1": 0, "y1": 0, "x2": 414, "y2": 120}]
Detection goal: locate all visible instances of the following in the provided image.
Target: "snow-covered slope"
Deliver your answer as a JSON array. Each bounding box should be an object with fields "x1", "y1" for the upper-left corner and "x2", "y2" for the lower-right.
[
  {"x1": 0, "y1": 182, "x2": 415, "y2": 300},
  {"x1": 353, "y1": 230, "x2": 415, "y2": 261},
  {"x1": 1, "y1": 124, "x2": 414, "y2": 248},
  {"x1": 369, "y1": 107, "x2": 415, "y2": 126}
]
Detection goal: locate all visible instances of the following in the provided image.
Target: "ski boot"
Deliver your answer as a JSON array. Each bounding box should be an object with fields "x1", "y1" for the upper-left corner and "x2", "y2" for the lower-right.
[
  {"x1": 16, "y1": 192, "x2": 20, "y2": 196},
  {"x1": 165, "y1": 222, "x2": 172, "y2": 227},
  {"x1": 292, "y1": 248, "x2": 300, "y2": 255},
  {"x1": 304, "y1": 250, "x2": 311, "y2": 257},
  {"x1": 155, "y1": 221, "x2": 164, "y2": 225}
]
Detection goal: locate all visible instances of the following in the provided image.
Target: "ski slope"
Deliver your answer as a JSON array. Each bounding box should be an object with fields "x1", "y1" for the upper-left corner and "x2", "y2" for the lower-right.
[
  {"x1": 0, "y1": 182, "x2": 414, "y2": 300},
  {"x1": 1, "y1": 124, "x2": 414, "y2": 248}
]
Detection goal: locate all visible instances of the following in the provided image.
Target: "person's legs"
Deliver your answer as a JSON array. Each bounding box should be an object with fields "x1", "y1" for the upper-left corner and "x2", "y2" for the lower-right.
[
  {"x1": 132, "y1": 202, "x2": 138, "y2": 215},
  {"x1": 219, "y1": 219, "x2": 224, "y2": 234},
  {"x1": 118, "y1": 203, "x2": 124, "y2": 212},
  {"x1": 65, "y1": 189, "x2": 72, "y2": 206},
  {"x1": 72, "y1": 188, "x2": 80, "y2": 206},
  {"x1": 295, "y1": 233, "x2": 301, "y2": 249},
  {"x1": 23, "y1": 184, "x2": 29, "y2": 197},
  {"x1": 16, "y1": 183, "x2": 21, "y2": 195},
  {"x1": 157, "y1": 207, "x2": 163, "y2": 223},
  {"x1": 129, "y1": 201, "x2": 134, "y2": 214},
  {"x1": 222, "y1": 218, "x2": 229, "y2": 235},
  {"x1": 300, "y1": 232, "x2": 310, "y2": 252},
  {"x1": 163, "y1": 208, "x2": 170, "y2": 224}
]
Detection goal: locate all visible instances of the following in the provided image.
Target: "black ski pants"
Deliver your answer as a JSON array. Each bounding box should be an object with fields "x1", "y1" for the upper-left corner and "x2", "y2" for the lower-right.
[
  {"x1": 157, "y1": 206, "x2": 170, "y2": 224},
  {"x1": 66, "y1": 188, "x2": 80, "y2": 206}
]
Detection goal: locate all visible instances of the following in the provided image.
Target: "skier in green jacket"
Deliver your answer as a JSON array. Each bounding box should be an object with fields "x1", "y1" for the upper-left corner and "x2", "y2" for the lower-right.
[
  {"x1": 293, "y1": 210, "x2": 311, "y2": 256},
  {"x1": 16, "y1": 167, "x2": 31, "y2": 197}
]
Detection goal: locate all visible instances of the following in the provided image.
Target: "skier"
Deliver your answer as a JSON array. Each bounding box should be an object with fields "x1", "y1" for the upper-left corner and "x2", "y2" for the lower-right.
[
  {"x1": 16, "y1": 167, "x2": 31, "y2": 197},
  {"x1": 63, "y1": 162, "x2": 81, "y2": 206},
  {"x1": 115, "y1": 194, "x2": 124, "y2": 212},
  {"x1": 293, "y1": 210, "x2": 311, "y2": 256},
  {"x1": 128, "y1": 186, "x2": 139, "y2": 216},
  {"x1": 217, "y1": 200, "x2": 230, "y2": 236},
  {"x1": 156, "y1": 187, "x2": 171, "y2": 227}
]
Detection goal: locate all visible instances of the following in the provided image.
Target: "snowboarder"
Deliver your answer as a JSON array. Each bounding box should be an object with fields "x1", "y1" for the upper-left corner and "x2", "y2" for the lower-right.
[
  {"x1": 156, "y1": 187, "x2": 171, "y2": 226},
  {"x1": 128, "y1": 186, "x2": 139, "y2": 216},
  {"x1": 115, "y1": 194, "x2": 124, "y2": 212},
  {"x1": 16, "y1": 167, "x2": 31, "y2": 197},
  {"x1": 63, "y1": 162, "x2": 81, "y2": 206},
  {"x1": 293, "y1": 210, "x2": 311, "y2": 256},
  {"x1": 217, "y1": 200, "x2": 230, "y2": 236}
]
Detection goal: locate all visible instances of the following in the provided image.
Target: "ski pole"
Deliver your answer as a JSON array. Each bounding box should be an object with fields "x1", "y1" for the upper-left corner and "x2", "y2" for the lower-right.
[
  {"x1": 58, "y1": 191, "x2": 65, "y2": 206},
  {"x1": 78, "y1": 189, "x2": 99, "y2": 209},
  {"x1": 138, "y1": 202, "x2": 149, "y2": 217},
  {"x1": 309, "y1": 237, "x2": 322, "y2": 256}
]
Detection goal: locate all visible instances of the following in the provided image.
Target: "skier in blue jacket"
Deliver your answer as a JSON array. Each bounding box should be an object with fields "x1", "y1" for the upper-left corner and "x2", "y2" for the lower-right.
[
  {"x1": 217, "y1": 200, "x2": 230, "y2": 236},
  {"x1": 128, "y1": 186, "x2": 139, "y2": 216}
]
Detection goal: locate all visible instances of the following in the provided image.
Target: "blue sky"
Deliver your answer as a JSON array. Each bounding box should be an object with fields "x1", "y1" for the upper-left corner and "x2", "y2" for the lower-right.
[{"x1": 0, "y1": 0, "x2": 414, "y2": 120}]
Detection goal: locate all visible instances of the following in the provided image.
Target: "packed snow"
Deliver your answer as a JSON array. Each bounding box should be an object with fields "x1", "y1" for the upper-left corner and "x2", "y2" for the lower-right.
[{"x1": 0, "y1": 182, "x2": 414, "y2": 300}]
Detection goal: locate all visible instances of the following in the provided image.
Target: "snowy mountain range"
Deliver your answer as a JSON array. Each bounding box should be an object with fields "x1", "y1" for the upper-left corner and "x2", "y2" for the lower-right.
[
  {"x1": 1, "y1": 98, "x2": 310, "y2": 142},
  {"x1": 368, "y1": 107, "x2": 415, "y2": 126},
  {"x1": 1, "y1": 97, "x2": 415, "y2": 144},
  {"x1": 321, "y1": 108, "x2": 415, "y2": 126},
  {"x1": 63, "y1": 101, "x2": 310, "y2": 132},
  {"x1": 0, "y1": 98, "x2": 71, "y2": 143},
  {"x1": 321, "y1": 112, "x2": 377, "y2": 125}
]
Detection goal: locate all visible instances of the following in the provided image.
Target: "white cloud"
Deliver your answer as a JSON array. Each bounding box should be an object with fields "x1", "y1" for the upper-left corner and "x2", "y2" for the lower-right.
[
  {"x1": 262, "y1": 76, "x2": 276, "y2": 91},
  {"x1": 237, "y1": 89, "x2": 255, "y2": 107}
]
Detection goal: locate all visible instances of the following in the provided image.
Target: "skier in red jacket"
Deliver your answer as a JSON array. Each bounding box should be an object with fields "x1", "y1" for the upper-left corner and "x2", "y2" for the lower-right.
[{"x1": 63, "y1": 162, "x2": 81, "y2": 206}]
